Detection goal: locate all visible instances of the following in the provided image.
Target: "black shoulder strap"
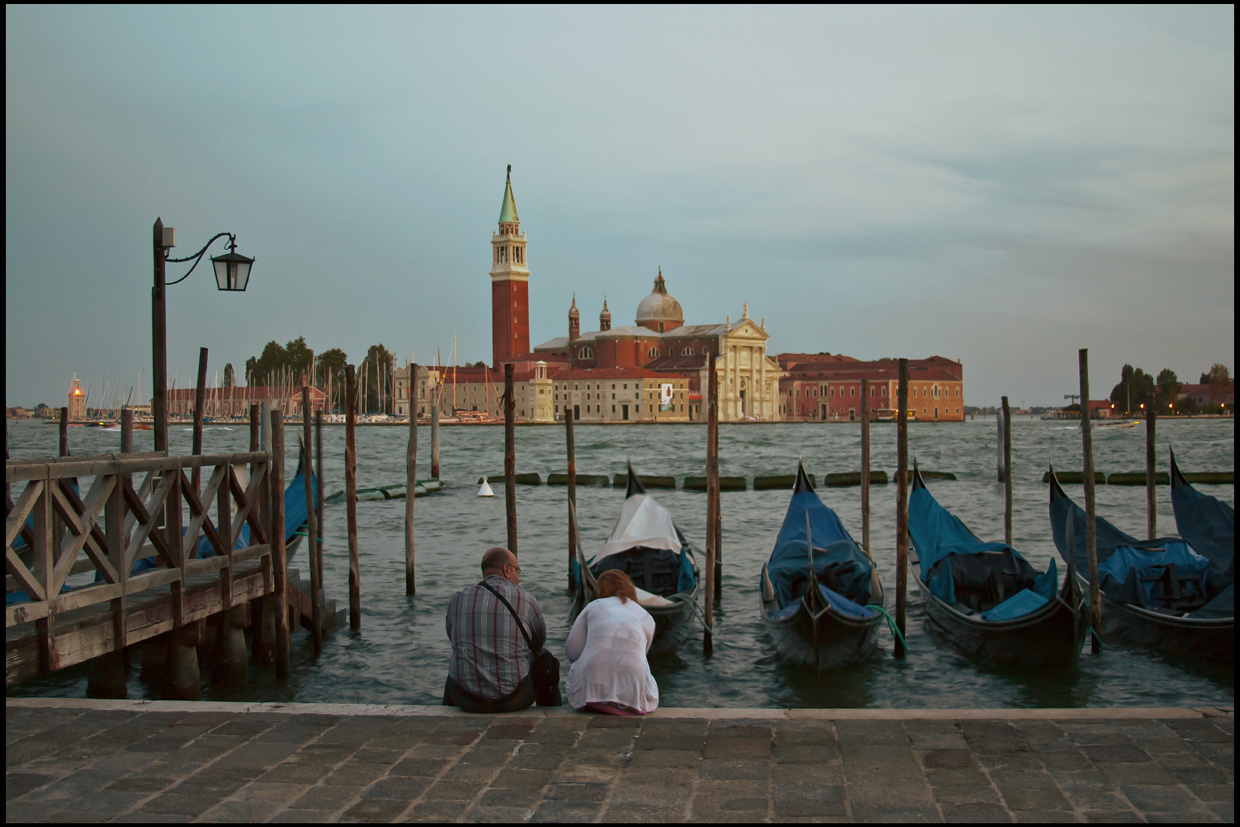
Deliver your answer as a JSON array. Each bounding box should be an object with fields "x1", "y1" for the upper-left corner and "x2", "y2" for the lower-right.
[{"x1": 479, "y1": 581, "x2": 536, "y2": 650}]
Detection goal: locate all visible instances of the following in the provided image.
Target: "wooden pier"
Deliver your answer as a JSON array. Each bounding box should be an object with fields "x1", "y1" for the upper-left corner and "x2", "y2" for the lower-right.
[{"x1": 5, "y1": 445, "x2": 304, "y2": 690}]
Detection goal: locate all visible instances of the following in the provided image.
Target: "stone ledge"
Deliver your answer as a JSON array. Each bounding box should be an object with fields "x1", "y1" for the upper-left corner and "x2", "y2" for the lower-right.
[{"x1": 7, "y1": 698, "x2": 1229, "y2": 721}]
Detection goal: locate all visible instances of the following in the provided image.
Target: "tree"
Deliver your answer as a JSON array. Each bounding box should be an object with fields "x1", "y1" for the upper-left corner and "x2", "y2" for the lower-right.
[
  {"x1": 1109, "y1": 364, "x2": 1154, "y2": 414},
  {"x1": 1155, "y1": 368, "x2": 1181, "y2": 409},
  {"x1": 1200, "y1": 363, "x2": 1231, "y2": 385},
  {"x1": 284, "y1": 336, "x2": 314, "y2": 384},
  {"x1": 223, "y1": 363, "x2": 236, "y2": 388},
  {"x1": 246, "y1": 341, "x2": 289, "y2": 386},
  {"x1": 316, "y1": 348, "x2": 349, "y2": 411},
  {"x1": 361, "y1": 343, "x2": 395, "y2": 413}
]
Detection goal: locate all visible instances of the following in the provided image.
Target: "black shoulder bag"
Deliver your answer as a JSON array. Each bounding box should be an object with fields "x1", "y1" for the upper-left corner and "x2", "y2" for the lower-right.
[{"x1": 480, "y1": 582, "x2": 562, "y2": 707}]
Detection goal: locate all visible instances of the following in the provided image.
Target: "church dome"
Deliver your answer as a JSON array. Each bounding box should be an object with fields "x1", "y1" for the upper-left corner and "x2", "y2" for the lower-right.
[{"x1": 635, "y1": 268, "x2": 683, "y2": 328}]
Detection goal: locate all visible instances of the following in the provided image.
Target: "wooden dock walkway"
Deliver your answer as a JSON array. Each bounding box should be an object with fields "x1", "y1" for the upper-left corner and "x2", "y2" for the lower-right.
[{"x1": 6, "y1": 444, "x2": 314, "y2": 694}]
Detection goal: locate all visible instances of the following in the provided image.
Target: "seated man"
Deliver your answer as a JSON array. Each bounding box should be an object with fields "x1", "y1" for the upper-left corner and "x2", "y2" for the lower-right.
[{"x1": 443, "y1": 546, "x2": 546, "y2": 713}]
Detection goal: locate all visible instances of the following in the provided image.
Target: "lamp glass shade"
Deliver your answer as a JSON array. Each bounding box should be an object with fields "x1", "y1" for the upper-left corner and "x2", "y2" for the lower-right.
[{"x1": 212, "y1": 251, "x2": 254, "y2": 292}]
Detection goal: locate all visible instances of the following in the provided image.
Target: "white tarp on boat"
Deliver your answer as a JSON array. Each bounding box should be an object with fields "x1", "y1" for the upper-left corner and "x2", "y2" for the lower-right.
[{"x1": 599, "y1": 494, "x2": 684, "y2": 558}]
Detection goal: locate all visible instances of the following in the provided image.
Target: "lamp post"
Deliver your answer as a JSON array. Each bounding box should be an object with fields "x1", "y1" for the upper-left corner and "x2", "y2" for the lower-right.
[{"x1": 152, "y1": 218, "x2": 254, "y2": 453}]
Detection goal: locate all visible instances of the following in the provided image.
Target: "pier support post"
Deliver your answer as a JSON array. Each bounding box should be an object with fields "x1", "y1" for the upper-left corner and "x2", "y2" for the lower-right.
[
  {"x1": 895, "y1": 358, "x2": 909, "y2": 659},
  {"x1": 861, "y1": 379, "x2": 871, "y2": 554},
  {"x1": 192, "y1": 347, "x2": 208, "y2": 493},
  {"x1": 303, "y1": 386, "x2": 321, "y2": 655},
  {"x1": 1146, "y1": 405, "x2": 1156, "y2": 539},
  {"x1": 704, "y1": 358, "x2": 718, "y2": 657},
  {"x1": 347, "y1": 365, "x2": 361, "y2": 630},
  {"x1": 271, "y1": 409, "x2": 290, "y2": 678},
  {"x1": 406, "y1": 366, "x2": 417, "y2": 596},
  {"x1": 566, "y1": 408, "x2": 577, "y2": 594},
  {"x1": 163, "y1": 620, "x2": 203, "y2": 701},
  {"x1": 87, "y1": 651, "x2": 128, "y2": 699},
  {"x1": 1002, "y1": 396, "x2": 1012, "y2": 545},
  {"x1": 1079, "y1": 349, "x2": 1101, "y2": 654},
  {"x1": 431, "y1": 403, "x2": 440, "y2": 479},
  {"x1": 121, "y1": 408, "x2": 134, "y2": 453},
  {"x1": 214, "y1": 603, "x2": 250, "y2": 687},
  {"x1": 504, "y1": 364, "x2": 517, "y2": 556}
]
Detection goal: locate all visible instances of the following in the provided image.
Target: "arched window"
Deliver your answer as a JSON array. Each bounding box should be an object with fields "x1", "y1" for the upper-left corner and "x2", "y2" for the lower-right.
[
  {"x1": 683, "y1": 347, "x2": 693, "y2": 356},
  {"x1": 648, "y1": 347, "x2": 659, "y2": 358},
  {"x1": 578, "y1": 347, "x2": 593, "y2": 359}
]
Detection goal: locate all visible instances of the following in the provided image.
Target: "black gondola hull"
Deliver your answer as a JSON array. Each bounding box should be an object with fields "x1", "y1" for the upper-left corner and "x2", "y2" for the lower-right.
[
  {"x1": 760, "y1": 597, "x2": 884, "y2": 669},
  {"x1": 915, "y1": 575, "x2": 1087, "y2": 668},
  {"x1": 1088, "y1": 578, "x2": 1234, "y2": 665}
]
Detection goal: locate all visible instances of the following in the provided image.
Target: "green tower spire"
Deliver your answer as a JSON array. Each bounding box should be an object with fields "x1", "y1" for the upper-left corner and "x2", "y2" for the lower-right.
[{"x1": 499, "y1": 164, "x2": 519, "y2": 225}]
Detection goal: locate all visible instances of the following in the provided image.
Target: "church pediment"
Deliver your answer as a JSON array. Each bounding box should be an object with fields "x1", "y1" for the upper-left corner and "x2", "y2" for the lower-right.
[{"x1": 726, "y1": 318, "x2": 768, "y2": 341}]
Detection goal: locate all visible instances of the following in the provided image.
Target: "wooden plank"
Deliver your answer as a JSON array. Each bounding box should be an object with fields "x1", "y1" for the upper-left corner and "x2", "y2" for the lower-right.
[
  {"x1": 6, "y1": 479, "x2": 43, "y2": 549},
  {"x1": 7, "y1": 561, "x2": 272, "y2": 686}
]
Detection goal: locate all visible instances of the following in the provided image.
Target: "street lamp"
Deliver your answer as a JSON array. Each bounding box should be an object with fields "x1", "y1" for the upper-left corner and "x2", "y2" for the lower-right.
[{"x1": 152, "y1": 218, "x2": 255, "y2": 453}]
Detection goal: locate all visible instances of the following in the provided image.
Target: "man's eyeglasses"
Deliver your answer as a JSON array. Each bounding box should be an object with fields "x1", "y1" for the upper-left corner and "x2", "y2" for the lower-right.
[{"x1": 505, "y1": 563, "x2": 522, "y2": 575}]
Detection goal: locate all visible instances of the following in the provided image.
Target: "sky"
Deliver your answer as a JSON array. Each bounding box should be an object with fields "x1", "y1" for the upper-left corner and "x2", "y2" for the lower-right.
[{"x1": 6, "y1": 5, "x2": 1234, "y2": 410}]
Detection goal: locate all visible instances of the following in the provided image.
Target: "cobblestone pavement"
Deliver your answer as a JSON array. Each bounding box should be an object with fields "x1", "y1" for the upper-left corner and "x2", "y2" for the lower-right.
[{"x1": 5, "y1": 699, "x2": 1233, "y2": 823}]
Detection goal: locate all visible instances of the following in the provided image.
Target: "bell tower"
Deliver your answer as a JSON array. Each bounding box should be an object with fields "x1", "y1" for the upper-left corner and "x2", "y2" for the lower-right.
[
  {"x1": 568, "y1": 294, "x2": 580, "y2": 343},
  {"x1": 490, "y1": 165, "x2": 530, "y2": 368}
]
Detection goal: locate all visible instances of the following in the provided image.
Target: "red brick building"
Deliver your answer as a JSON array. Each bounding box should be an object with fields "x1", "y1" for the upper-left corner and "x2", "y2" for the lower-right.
[{"x1": 778, "y1": 354, "x2": 965, "y2": 422}]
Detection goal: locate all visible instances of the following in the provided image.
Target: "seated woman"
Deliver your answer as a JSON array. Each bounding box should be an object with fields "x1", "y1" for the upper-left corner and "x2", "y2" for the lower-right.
[{"x1": 565, "y1": 570, "x2": 659, "y2": 715}]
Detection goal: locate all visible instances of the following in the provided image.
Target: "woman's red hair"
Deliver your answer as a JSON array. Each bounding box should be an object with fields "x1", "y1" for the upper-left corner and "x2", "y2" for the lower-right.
[{"x1": 596, "y1": 569, "x2": 638, "y2": 604}]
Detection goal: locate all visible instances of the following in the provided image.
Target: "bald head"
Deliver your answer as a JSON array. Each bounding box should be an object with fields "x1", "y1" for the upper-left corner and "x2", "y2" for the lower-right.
[{"x1": 481, "y1": 546, "x2": 516, "y2": 576}]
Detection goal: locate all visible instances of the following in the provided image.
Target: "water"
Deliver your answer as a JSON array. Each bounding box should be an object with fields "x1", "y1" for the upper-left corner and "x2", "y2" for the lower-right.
[{"x1": 6, "y1": 417, "x2": 1234, "y2": 708}]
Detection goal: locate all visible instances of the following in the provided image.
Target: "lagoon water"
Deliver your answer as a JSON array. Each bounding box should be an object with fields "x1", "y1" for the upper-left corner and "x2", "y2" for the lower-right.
[{"x1": 6, "y1": 416, "x2": 1234, "y2": 708}]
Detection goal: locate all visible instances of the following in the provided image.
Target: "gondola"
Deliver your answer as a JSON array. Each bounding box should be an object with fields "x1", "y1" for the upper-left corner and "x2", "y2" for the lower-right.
[
  {"x1": 759, "y1": 462, "x2": 885, "y2": 669},
  {"x1": 571, "y1": 462, "x2": 700, "y2": 652},
  {"x1": 910, "y1": 464, "x2": 1086, "y2": 667},
  {"x1": 1048, "y1": 465, "x2": 1232, "y2": 664}
]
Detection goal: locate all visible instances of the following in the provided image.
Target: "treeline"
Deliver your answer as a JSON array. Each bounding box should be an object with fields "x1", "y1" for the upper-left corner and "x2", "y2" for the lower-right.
[
  {"x1": 243, "y1": 337, "x2": 398, "y2": 413},
  {"x1": 1109, "y1": 362, "x2": 1230, "y2": 415}
]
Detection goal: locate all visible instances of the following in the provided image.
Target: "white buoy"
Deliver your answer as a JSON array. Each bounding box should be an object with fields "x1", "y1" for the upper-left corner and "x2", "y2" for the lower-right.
[{"x1": 477, "y1": 476, "x2": 494, "y2": 498}]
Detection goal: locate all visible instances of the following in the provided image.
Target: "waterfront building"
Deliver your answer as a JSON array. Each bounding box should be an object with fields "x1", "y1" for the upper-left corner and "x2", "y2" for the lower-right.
[
  {"x1": 1178, "y1": 381, "x2": 1234, "y2": 411},
  {"x1": 161, "y1": 386, "x2": 327, "y2": 419},
  {"x1": 535, "y1": 275, "x2": 784, "y2": 422},
  {"x1": 777, "y1": 354, "x2": 965, "y2": 422}
]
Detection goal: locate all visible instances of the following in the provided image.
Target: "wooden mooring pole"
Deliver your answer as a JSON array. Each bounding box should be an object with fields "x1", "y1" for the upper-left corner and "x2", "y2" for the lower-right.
[
  {"x1": 406, "y1": 365, "x2": 417, "y2": 596},
  {"x1": 1146, "y1": 405, "x2": 1156, "y2": 539},
  {"x1": 861, "y1": 379, "x2": 871, "y2": 553},
  {"x1": 713, "y1": 411, "x2": 722, "y2": 604},
  {"x1": 431, "y1": 403, "x2": 440, "y2": 480},
  {"x1": 704, "y1": 358, "x2": 718, "y2": 656},
  {"x1": 59, "y1": 406, "x2": 69, "y2": 456},
  {"x1": 1002, "y1": 396, "x2": 1012, "y2": 545},
  {"x1": 566, "y1": 407, "x2": 577, "y2": 594},
  {"x1": 895, "y1": 358, "x2": 909, "y2": 659},
  {"x1": 302, "y1": 386, "x2": 321, "y2": 655},
  {"x1": 1079, "y1": 349, "x2": 1101, "y2": 654},
  {"x1": 192, "y1": 347, "x2": 208, "y2": 493},
  {"x1": 504, "y1": 363, "x2": 517, "y2": 556},
  {"x1": 121, "y1": 408, "x2": 134, "y2": 454},
  {"x1": 346, "y1": 365, "x2": 360, "y2": 630},
  {"x1": 270, "y1": 409, "x2": 290, "y2": 677}
]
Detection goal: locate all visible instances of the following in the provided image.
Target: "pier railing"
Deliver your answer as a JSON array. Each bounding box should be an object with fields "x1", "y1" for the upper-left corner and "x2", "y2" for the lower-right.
[{"x1": 5, "y1": 450, "x2": 273, "y2": 685}]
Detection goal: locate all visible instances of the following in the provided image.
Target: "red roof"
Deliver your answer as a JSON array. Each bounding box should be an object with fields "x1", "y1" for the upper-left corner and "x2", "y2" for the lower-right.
[{"x1": 554, "y1": 367, "x2": 692, "y2": 381}]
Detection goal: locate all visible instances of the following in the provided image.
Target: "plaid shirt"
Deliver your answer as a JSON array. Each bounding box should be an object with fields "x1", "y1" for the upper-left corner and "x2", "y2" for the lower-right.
[{"x1": 446, "y1": 575, "x2": 547, "y2": 700}]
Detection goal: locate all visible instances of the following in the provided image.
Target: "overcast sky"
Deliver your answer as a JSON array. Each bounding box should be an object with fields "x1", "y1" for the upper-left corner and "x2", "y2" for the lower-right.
[{"x1": 6, "y1": 5, "x2": 1233, "y2": 409}]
